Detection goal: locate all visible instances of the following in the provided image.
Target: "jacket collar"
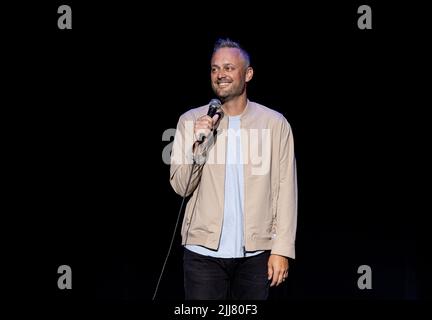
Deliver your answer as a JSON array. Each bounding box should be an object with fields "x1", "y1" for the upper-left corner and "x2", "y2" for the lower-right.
[
  {"x1": 218, "y1": 99, "x2": 253, "y2": 131},
  {"x1": 240, "y1": 99, "x2": 252, "y2": 120},
  {"x1": 221, "y1": 99, "x2": 253, "y2": 119}
]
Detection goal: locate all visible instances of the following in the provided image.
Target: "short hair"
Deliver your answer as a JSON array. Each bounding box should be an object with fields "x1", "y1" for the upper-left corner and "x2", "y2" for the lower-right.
[{"x1": 213, "y1": 38, "x2": 250, "y2": 68}]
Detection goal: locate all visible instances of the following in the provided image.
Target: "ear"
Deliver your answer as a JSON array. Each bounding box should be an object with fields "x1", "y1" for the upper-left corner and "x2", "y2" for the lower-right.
[{"x1": 245, "y1": 66, "x2": 254, "y2": 82}]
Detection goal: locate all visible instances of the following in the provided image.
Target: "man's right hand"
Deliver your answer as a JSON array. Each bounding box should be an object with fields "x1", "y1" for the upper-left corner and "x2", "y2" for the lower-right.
[{"x1": 194, "y1": 114, "x2": 220, "y2": 143}]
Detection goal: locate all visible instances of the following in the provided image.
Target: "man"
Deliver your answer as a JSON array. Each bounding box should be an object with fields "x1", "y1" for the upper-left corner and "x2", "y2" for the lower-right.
[{"x1": 170, "y1": 38, "x2": 297, "y2": 300}]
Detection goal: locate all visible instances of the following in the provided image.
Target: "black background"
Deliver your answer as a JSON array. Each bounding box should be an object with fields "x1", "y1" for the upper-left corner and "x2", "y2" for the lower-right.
[{"x1": 4, "y1": 0, "x2": 430, "y2": 314}]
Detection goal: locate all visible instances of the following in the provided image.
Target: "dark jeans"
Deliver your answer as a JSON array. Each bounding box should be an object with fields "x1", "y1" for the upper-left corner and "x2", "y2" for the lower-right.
[{"x1": 183, "y1": 248, "x2": 270, "y2": 300}]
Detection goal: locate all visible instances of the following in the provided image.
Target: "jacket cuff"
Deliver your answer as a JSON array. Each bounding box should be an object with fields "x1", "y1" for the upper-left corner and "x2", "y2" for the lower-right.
[
  {"x1": 192, "y1": 141, "x2": 210, "y2": 165},
  {"x1": 271, "y1": 243, "x2": 295, "y2": 259}
]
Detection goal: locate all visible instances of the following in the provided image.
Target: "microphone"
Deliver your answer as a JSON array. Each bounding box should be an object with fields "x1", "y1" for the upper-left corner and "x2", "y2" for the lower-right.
[
  {"x1": 198, "y1": 99, "x2": 222, "y2": 143},
  {"x1": 207, "y1": 98, "x2": 222, "y2": 117}
]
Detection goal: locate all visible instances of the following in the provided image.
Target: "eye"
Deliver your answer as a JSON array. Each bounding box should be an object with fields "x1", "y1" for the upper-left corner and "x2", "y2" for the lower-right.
[{"x1": 211, "y1": 67, "x2": 218, "y2": 73}]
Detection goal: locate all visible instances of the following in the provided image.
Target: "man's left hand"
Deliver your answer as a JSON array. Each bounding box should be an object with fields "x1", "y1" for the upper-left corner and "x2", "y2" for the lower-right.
[{"x1": 267, "y1": 254, "x2": 289, "y2": 287}]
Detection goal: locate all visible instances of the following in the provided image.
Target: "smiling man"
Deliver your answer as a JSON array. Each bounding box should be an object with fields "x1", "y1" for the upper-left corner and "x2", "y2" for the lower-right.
[{"x1": 170, "y1": 38, "x2": 298, "y2": 300}]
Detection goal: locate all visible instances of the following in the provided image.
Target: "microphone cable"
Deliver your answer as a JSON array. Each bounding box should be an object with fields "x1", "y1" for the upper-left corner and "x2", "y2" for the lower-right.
[
  {"x1": 152, "y1": 161, "x2": 197, "y2": 301},
  {"x1": 152, "y1": 105, "x2": 221, "y2": 300}
]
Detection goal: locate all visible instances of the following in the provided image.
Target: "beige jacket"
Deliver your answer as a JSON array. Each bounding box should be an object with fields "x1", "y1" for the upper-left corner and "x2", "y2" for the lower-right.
[{"x1": 170, "y1": 100, "x2": 297, "y2": 258}]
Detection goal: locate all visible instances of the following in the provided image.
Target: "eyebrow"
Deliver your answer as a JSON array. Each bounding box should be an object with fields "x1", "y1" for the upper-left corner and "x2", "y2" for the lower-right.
[{"x1": 211, "y1": 63, "x2": 236, "y2": 68}]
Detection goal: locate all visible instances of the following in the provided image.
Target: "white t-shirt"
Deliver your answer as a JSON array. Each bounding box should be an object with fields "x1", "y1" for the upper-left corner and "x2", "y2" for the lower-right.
[{"x1": 186, "y1": 115, "x2": 262, "y2": 258}]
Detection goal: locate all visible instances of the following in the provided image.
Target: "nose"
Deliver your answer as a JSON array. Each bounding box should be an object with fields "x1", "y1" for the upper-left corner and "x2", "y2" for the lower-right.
[{"x1": 216, "y1": 69, "x2": 226, "y2": 79}]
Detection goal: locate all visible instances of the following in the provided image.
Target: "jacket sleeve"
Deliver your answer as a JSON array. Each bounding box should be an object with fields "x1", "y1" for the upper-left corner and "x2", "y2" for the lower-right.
[
  {"x1": 169, "y1": 114, "x2": 208, "y2": 197},
  {"x1": 271, "y1": 118, "x2": 298, "y2": 259}
]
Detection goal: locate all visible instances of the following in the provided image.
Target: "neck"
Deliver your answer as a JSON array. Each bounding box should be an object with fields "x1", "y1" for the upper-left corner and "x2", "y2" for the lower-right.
[{"x1": 221, "y1": 94, "x2": 248, "y2": 116}]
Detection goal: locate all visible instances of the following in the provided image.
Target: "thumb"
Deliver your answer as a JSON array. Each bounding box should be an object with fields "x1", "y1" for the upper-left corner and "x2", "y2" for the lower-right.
[{"x1": 212, "y1": 113, "x2": 221, "y2": 124}]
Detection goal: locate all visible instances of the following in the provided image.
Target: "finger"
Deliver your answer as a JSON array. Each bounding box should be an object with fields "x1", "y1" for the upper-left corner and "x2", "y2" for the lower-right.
[
  {"x1": 195, "y1": 119, "x2": 213, "y2": 129},
  {"x1": 277, "y1": 272, "x2": 285, "y2": 286},
  {"x1": 196, "y1": 120, "x2": 213, "y2": 129},
  {"x1": 198, "y1": 115, "x2": 213, "y2": 122},
  {"x1": 267, "y1": 265, "x2": 273, "y2": 282},
  {"x1": 270, "y1": 269, "x2": 281, "y2": 287},
  {"x1": 198, "y1": 116, "x2": 213, "y2": 123},
  {"x1": 195, "y1": 124, "x2": 211, "y2": 133},
  {"x1": 195, "y1": 123, "x2": 212, "y2": 130},
  {"x1": 212, "y1": 113, "x2": 221, "y2": 123},
  {"x1": 278, "y1": 270, "x2": 288, "y2": 286}
]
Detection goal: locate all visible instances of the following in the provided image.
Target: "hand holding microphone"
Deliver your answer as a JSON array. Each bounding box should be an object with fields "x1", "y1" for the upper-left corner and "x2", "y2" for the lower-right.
[{"x1": 194, "y1": 99, "x2": 222, "y2": 144}]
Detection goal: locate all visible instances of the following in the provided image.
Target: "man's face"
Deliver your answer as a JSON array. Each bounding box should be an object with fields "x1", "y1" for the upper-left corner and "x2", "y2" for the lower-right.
[{"x1": 210, "y1": 47, "x2": 252, "y2": 101}]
